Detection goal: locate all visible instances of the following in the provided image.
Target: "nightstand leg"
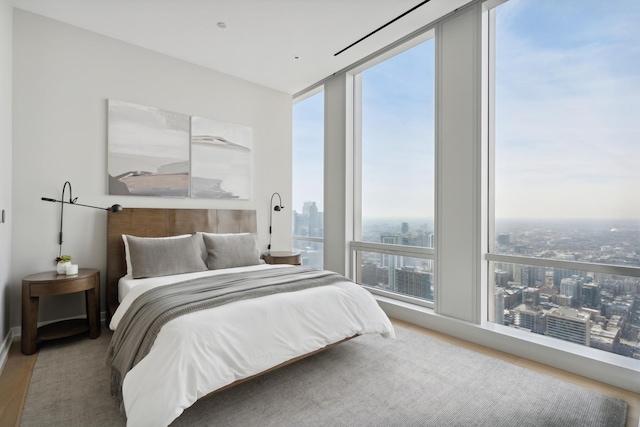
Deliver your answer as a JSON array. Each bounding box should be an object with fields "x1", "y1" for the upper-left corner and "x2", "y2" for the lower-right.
[
  {"x1": 21, "y1": 293, "x2": 39, "y2": 355},
  {"x1": 85, "y1": 286, "x2": 100, "y2": 339}
]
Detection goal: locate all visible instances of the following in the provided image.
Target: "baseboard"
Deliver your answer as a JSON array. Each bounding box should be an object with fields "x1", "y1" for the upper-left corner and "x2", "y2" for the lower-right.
[{"x1": 0, "y1": 328, "x2": 13, "y2": 376}]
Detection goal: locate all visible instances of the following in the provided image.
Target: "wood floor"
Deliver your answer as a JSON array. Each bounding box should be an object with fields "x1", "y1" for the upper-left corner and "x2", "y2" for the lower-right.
[
  {"x1": 0, "y1": 339, "x2": 36, "y2": 427},
  {"x1": 1, "y1": 318, "x2": 638, "y2": 427}
]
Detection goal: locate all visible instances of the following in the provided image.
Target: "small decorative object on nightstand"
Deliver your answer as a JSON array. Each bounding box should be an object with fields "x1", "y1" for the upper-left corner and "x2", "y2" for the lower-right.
[
  {"x1": 55, "y1": 254, "x2": 72, "y2": 274},
  {"x1": 262, "y1": 251, "x2": 301, "y2": 266},
  {"x1": 21, "y1": 268, "x2": 101, "y2": 355}
]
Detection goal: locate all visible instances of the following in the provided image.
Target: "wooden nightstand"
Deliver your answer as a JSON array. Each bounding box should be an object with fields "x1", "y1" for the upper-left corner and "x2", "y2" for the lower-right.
[
  {"x1": 21, "y1": 268, "x2": 101, "y2": 355},
  {"x1": 262, "y1": 251, "x2": 301, "y2": 265}
]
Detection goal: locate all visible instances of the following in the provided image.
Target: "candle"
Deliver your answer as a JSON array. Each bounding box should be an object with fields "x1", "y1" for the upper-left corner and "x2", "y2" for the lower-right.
[{"x1": 65, "y1": 264, "x2": 78, "y2": 275}]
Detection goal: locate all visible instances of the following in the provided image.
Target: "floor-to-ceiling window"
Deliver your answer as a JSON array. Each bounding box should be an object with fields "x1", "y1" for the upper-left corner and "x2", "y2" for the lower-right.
[
  {"x1": 486, "y1": 0, "x2": 640, "y2": 359},
  {"x1": 292, "y1": 89, "x2": 324, "y2": 270},
  {"x1": 351, "y1": 31, "x2": 436, "y2": 306}
]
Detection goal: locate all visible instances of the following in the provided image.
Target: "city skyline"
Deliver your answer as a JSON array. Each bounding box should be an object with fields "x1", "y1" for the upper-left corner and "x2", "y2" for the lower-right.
[
  {"x1": 290, "y1": 196, "x2": 639, "y2": 359},
  {"x1": 291, "y1": 199, "x2": 639, "y2": 226}
]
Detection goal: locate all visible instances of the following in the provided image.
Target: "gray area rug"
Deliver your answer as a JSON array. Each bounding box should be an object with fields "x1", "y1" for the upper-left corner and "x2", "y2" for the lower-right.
[{"x1": 21, "y1": 324, "x2": 627, "y2": 427}]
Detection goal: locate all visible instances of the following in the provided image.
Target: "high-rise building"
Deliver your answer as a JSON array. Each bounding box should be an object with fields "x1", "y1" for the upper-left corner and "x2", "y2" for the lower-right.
[
  {"x1": 513, "y1": 304, "x2": 544, "y2": 334},
  {"x1": 520, "y1": 266, "x2": 536, "y2": 287},
  {"x1": 302, "y1": 201, "x2": 323, "y2": 237},
  {"x1": 554, "y1": 268, "x2": 581, "y2": 287},
  {"x1": 590, "y1": 323, "x2": 619, "y2": 353},
  {"x1": 503, "y1": 288, "x2": 523, "y2": 309},
  {"x1": 560, "y1": 276, "x2": 583, "y2": 305},
  {"x1": 361, "y1": 262, "x2": 378, "y2": 285},
  {"x1": 293, "y1": 201, "x2": 324, "y2": 238},
  {"x1": 554, "y1": 294, "x2": 573, "y2": 307},
  {"x1": 395, "y1": 267, "x2": 432, "y2": 300},
  {"x1": 495, "y1": 270, "x2": 509, "y2": 288},
  {"x1": 506, "y1": 263, "x2": 518, "y2": 284},
  {"x1": 522, "y1": 287, "x2": 540, "y2": 306},
  {"x1": 494, "y1": 288, "x2": 505, "y2": 325},
  {"x1": 380, "y1": 233, "x2": 401, "y2": 274},
  {"x1": 401, "y1": 222, "x2": 409, "y2": 234},
  {"x1": 546, "y1": 307, "x2": 591, "y2": 346},
  {"x1": 582, "y1": 283, "x2": 601, "y2": 309}
]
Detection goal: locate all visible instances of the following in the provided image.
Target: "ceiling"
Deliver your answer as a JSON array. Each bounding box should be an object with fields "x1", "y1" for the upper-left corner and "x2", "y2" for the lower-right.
[{"x1": 12, "y1": 0, "x2": 472, "y2": 95}]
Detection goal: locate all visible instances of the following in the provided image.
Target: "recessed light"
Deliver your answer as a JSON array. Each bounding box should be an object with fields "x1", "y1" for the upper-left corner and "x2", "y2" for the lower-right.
[{"x1": 217, "y1": 22, "x2": 227, "y2": 29}]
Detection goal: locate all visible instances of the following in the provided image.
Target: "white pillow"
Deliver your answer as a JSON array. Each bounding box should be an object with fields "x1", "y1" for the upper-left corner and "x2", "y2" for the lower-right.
[{"x1": 122, "y1": 234, "x2": 191, "y2": 276}]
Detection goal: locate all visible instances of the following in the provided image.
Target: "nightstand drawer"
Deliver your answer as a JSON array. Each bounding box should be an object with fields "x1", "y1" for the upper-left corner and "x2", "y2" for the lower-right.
[{"x1": 29, "y1": 276, "x2": 97, "y2": 296}]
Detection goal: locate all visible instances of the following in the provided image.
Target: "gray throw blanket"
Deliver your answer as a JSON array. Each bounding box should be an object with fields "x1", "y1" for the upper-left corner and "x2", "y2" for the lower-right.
[{"x1": 106, "y1": 266, "x2": 348, "y2": 405}]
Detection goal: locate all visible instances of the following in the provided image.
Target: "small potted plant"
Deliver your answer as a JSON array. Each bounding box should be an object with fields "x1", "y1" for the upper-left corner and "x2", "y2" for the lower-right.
[{"x1": 55, "y1": 255, "x2": 72, "y2": 274}]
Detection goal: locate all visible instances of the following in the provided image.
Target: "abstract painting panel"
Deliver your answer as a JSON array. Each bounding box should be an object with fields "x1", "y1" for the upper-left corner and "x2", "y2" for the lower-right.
[
  {"x1": 190, "y1": 116, "x2": 252, "y2": 200},
  {"x1": 108, "y1": 100, "x2": 190, "y2": 197}
]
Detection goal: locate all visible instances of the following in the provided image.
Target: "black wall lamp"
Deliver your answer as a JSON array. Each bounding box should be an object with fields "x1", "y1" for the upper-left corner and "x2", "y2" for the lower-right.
[
  {"x1": 41, "y1": 181, "x2": 123, "y2": 257},
  {"x1": 268, "y1": 192, "x2": 284, "y2": 254}
]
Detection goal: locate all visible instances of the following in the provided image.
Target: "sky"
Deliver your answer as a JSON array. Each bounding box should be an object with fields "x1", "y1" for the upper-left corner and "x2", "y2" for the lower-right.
[
  {"x1": 494, "y1": 0, "x2": 640, "y2": 220},
  {"x1": 292, "y1": 91, "x2": 324, "y2": 212},
  {"x1": 292, "y1": 40, "x2": 435, "y2": 218},
  {"x1": 360, "y1": 40, "x2": 435, "y2": 221},
  {"x1": 293, "y1": 0, "x2": 640, "y2": 221}
]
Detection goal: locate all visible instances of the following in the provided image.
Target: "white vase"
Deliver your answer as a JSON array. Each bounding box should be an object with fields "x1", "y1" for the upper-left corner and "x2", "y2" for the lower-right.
[{"x1": 56, "y1": 261, "x2": 70, "y2": 274}]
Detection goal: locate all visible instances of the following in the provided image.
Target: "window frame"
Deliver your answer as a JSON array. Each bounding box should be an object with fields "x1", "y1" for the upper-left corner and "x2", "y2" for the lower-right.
[
  {"x1": 292, "y1": 87, "x2": 325, "y2": 270},
  {"x1": 349, "y1": 29, "x2": 437, "y2": 309},
  {"x1": 483, "y1": 1, "x2": 640, "y2": 325}
]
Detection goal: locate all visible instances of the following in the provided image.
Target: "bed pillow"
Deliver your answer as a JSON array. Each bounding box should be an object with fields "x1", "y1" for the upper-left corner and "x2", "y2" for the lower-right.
[
  {"x1": 195, "y1": 232, "x2": 261, "y2": 264},
  {"x1": 123, "y1": 234, "x2": 192, "y2": 275},
  {"x1": 202, "y1": 233, "x2": 261, "y2": 270},
  {"x1": 127, "y1": 234, "x2": 208, "y2": 279},
  {"x1": 195, "y1": 232, "x2": 219, "y2": 264}
]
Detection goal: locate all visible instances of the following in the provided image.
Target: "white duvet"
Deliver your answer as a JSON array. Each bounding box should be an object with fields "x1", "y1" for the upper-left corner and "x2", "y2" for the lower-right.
[{"x1": 110, "y1": 264, "x2": 395, "y2": 427}]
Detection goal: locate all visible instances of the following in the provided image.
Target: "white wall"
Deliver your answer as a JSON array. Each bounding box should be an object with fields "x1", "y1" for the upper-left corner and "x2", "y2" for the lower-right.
[
  {"x1": 435, "y1": 5, "x2": 481, "y2": 323},
  {"x1": 11, "y1": 10, "x2": 292, "y2": 327},
  {"x1": 323, "y1": 74, "x2": 353, "y2": 276},
  {"x1": 0, "y1": 0, "x2": 13, "y2": 353}
]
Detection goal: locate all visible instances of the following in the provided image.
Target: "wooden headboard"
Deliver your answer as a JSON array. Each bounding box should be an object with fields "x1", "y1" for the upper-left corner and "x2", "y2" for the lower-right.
[{"x1": 106, "y1": 208, "x2": 257, "y2": 321}]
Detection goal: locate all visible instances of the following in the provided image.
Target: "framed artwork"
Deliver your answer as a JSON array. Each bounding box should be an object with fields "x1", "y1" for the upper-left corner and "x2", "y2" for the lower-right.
[
  {"x1": 190, "y1": 116, "x2": 252, "y2": 200},
  {"x1": 107, "y1": 100, "x2": 190, "y2": 197}
]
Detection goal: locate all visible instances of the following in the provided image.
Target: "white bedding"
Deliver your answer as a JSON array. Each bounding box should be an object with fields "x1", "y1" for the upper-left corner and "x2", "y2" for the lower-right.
[{"x1": 110, "y1": 264, "x2": 395, "y2": 427}]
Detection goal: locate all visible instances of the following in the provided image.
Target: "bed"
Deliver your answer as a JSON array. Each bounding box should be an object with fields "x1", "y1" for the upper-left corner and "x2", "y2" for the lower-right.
[{"x1": 105, "y1": 208, "x2": 395, "y2": 427}]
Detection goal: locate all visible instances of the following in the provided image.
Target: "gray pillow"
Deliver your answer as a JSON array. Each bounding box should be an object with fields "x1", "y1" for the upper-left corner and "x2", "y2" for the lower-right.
[
  {"x1": 203, "y1": 233, "x2": 261, "y2": 270},
  {"x1": 128, "y1": 234, "x2": 208, "y2": 279}
]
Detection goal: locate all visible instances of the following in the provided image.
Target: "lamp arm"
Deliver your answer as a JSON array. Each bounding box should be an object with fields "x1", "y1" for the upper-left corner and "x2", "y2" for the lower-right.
[
  {"x1": 268, "y1": 192, "x2": 285, "y2": 254},
  {"x1": 41, "y1": 180, "x2": 123, "y2": 259},
  {"x1": 271, "y1": 192, "x2": 284, "y2": 210},
  {"x1": 41, "y1": 197, "x2": 122, "y2": 211},
  {"x1": 268, "y1": 208, "x2": 272, "y2": 253},
  {"x1": 58, "y1": 181, "x2": 74, "y2": 257},
  {"x1": 67, "y1": 201, "x2": 110, "y2": 211}
]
